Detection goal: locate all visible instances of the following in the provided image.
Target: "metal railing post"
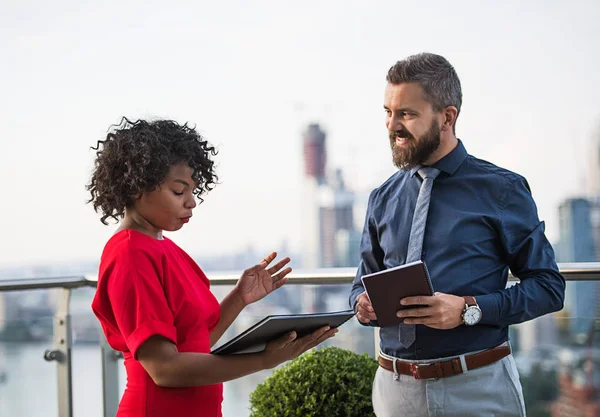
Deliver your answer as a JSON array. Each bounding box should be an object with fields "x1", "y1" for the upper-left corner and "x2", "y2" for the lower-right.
[
  {"x1": 100, "y1": 334, "x2": 121, "y2": 417},
  {"x1": 43, "y1": 288, "x2": 73, "y2": 417}
]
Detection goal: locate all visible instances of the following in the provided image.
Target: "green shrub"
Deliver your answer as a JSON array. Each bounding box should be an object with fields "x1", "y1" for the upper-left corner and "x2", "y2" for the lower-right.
[{"x1": 249, "y1": 347, "x2": 378, "y2": 417}]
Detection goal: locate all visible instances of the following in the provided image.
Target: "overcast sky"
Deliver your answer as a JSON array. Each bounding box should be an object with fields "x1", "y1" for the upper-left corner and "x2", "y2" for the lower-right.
[{"x1": 1, "y1": 0, "x2": 599, "y2": 268}]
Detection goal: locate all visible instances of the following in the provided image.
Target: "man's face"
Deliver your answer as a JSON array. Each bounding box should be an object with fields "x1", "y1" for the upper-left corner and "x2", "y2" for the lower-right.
[{"x1": 384, "y1": 82, "x2": 442, "y2": 170}]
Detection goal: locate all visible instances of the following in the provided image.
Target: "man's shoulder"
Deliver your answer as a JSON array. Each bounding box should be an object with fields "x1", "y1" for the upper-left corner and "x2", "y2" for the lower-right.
[
  {"x1": 370, "y1": 170, "x2": 408, "y2": 200},
  {"x1": 465, "y1": 154, "x2": 526, "y2": 186}
]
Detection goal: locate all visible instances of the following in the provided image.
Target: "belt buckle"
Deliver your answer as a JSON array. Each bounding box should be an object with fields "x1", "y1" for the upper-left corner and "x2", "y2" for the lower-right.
[{"x1": 410, "y1": 363, "x2": 433, "y2": 380}]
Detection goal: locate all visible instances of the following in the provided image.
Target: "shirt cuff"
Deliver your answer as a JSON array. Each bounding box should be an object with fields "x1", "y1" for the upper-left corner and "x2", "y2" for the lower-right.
[
  {"x1": 349, "y1": 293, "x2": 359, "y2": 312},
  {"x1": 474, "y1": 293, "x2": 501, "y2": 326},
  {"x1": 127, "y1": 320, "x2": 178, "y2": 359}
]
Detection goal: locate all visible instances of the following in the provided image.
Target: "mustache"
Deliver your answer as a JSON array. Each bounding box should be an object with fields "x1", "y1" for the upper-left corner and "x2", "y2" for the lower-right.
[{"x1": 389, "y1": 130, "x2": 414, "y2": 140}]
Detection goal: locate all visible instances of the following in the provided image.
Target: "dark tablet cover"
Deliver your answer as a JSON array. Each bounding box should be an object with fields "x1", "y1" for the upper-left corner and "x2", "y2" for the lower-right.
[
  {"x1": 361, "y1": 260, "x2": 434, "y2": 328},
  {"x1": 211, "y1": 310, "x2": 355, "y2": 355}
]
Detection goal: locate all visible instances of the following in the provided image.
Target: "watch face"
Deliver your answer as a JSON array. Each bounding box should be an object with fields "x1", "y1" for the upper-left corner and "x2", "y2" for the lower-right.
[{"x1": 464, "y1": 306, "x2": 482, "y2": 325}]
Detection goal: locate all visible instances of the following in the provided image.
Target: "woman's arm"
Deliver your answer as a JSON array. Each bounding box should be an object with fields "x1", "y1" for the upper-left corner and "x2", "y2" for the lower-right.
[
  {"x1": 210, "y1": 253, "x2": 291, "y2": 347},
  {"x1": 138, "y1": 327, "x2": 337, "y2": 387},
  {"x1": 209, "y1": 289, "x2": 245, "y2": 347}
]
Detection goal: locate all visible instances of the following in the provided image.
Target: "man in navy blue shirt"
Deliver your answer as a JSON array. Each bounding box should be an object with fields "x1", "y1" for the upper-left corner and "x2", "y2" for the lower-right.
[{"x1": 349, "y1": 53, "x2": 565, "y2": 416}]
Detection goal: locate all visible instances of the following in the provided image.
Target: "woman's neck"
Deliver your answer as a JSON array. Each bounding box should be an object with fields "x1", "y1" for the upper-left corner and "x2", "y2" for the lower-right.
[{"x1": 119, "y1": 209, "x2": 163, "y2": 240}]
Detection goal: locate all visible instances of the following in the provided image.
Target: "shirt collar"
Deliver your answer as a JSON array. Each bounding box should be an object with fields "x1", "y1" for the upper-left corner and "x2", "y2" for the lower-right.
[{"x1": 409, "y1": 139, "x2": 468, "y2": 177}]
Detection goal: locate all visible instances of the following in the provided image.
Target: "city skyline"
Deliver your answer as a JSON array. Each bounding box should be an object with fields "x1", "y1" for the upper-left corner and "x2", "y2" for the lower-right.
[{"x1": 1, "y1": 1, "x2": 600, "y2": 267}]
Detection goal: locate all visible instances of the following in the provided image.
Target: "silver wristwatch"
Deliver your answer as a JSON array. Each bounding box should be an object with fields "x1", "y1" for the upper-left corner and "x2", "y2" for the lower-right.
[{"x1": 462, "y1": 296, "x2": 482, "y2": 326}]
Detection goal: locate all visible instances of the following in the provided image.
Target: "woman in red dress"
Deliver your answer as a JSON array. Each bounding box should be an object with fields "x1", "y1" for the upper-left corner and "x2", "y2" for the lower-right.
[{"x1": 87, "y1": 118, "x2": 337, "y2": 417}]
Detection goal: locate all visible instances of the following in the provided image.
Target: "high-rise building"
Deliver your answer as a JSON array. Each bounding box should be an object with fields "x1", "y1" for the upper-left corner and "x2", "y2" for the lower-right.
[
  {"x1": 335, "y1": 228, "x2": 362, "y2": 268},
  {"x1": 587, "y1": 196, "x2": 600, "y2": 261},
  {"x1": 0, "y1": 293, "x2": 5, "y2": 334},
  {"x1": 300, "y1": 122, "x2": 359, "y2": 269},
  {"x1": 557, "y1": 198, "x2": 598, "y2": 315},
  {"x1": 302, "y1": 123, "x2": 327, "y2": 183},
  {"x1": 317, "y1": 169, "x2": 355, "y2": 267},
  {"x1": 301, "y1": 124, "x2": 328, "y2": 269},
  {"x1": 557, "y1": 198, "x2": 596, "y2": 263},
  {"x1": 585, "y1": 120, "x2": 600, "y2": 198},
  {"x1": 555, "y1": 198, "x2": 600, "y2": 344},
  {"x1": 298, "y1": 122, "x2": 363, "y2": 320}
]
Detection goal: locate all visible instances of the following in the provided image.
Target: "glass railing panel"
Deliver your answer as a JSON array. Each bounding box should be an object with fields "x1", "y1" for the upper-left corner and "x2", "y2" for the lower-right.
[
  {"x1": 512, "y1": 316, "x2": 600, "y2": 416},
  {"x1": 4, "y1": 277, "x2": 600, "y2": 416},
  {"x1": 71, "y1": 286, "x2": 105, "y2": 417},
  {"x1": 511, "y1": 279, "x2": 600, "y2": 416},
  {"x1": 0, "y1": 304, "x2": 58, "y2": 417},
  {"x1": 0, "y1": 287, "x2": 106, "y2": 417}
]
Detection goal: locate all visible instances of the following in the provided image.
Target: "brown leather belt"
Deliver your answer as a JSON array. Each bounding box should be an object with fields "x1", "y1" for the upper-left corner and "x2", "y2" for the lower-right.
[{"x1": 378, "y1": 344, "x2": 511, "y2": 380}]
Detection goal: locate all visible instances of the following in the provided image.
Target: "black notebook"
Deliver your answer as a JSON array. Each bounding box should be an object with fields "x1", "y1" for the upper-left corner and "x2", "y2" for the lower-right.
[
  {"x1": 361, "y1": 260, "x2": 434, "y2": 327},
  {"x1": 211, "y1": 310, "x2": 355, "y2": 355}
]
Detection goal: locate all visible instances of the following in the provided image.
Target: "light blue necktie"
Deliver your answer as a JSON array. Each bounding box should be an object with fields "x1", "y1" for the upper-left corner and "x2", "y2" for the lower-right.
[{"x1": 399, "y1": 166, "x2": 441, "y2": 348}]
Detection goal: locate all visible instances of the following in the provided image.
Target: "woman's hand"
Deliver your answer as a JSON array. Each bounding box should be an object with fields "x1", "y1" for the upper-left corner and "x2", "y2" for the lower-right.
[
  {"x1": 260, "y1": 326, "x2": 338, "y2": 369},
  {"x1": 234, "y1": 252, "x2": 292, "y2": 306}
]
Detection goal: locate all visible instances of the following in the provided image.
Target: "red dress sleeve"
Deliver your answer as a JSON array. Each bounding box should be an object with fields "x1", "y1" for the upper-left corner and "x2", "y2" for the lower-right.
[{"x1": 95, "y1": 242, "x2": 178, "y2": 359}]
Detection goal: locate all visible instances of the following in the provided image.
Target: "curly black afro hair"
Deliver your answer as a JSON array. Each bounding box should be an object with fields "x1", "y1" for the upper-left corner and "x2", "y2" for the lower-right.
[{"x1": 87, "y1": 117, "x2": 218, "y2": 224}]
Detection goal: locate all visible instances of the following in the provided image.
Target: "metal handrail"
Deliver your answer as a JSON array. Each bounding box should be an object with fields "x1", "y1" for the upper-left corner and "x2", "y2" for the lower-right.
[
  {"x1": 1, "y1": 262, "x2": 600, "y2": 291},
  {"x1": 0, "y1": 276, "x2": 95, "y2": 291}
]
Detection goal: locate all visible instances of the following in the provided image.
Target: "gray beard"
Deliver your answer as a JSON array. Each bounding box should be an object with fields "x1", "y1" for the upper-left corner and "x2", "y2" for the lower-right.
[{"x1": 390, "y1": 122, "x2": 441, "y2": 170}]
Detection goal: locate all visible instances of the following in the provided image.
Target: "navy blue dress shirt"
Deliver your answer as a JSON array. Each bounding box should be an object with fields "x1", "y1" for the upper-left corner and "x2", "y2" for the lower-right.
[{"x1": 349, "y1": 140, "x2": 565, "y2": 360}]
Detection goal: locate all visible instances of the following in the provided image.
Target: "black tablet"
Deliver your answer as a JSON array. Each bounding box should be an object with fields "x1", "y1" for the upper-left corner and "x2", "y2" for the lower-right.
[
  {"x1": 211, "y1": 309, "x2": 355, "y2": 355},
  {"x1": 361, "y1": 260, "x2": 434, "y2": 327}
]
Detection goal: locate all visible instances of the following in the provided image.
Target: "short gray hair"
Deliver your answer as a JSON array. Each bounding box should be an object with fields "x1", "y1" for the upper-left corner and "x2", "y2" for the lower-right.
[{"x1": 387, "y1": 53, "x2": 462, "y2": 118}]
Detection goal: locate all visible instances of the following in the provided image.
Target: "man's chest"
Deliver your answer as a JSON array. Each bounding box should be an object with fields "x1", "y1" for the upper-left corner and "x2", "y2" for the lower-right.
[{"x1": 376, "y1": 186, "x2": 500, "y2": 265}]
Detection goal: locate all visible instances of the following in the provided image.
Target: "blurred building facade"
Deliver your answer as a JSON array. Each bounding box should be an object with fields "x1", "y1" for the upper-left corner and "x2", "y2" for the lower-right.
[
  {"x1": 301, "y1": 123, "x2": 361, "y2": 270},
  {"x1": 547, "y1": 125, "x2": 600, "y2": 415}
]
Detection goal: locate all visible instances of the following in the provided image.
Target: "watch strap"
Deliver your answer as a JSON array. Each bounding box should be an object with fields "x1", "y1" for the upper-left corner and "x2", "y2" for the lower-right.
[{"x1": 463, "y1": 296, "x2": 477, "y2": 307}]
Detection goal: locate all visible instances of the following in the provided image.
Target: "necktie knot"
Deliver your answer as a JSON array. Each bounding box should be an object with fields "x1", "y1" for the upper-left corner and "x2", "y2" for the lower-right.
[{"x1": 417, "y1": 167, "x2": 441, "y2": 180}]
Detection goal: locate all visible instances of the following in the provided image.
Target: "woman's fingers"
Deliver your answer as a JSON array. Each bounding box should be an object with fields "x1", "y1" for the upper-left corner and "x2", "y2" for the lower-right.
[{"x1": 267, "y1": 256, "x2": 290, "y2": 275}]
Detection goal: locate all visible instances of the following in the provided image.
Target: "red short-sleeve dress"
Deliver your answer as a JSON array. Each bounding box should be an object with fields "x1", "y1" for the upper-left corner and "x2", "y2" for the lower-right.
[{"x1": 92, "y1": 229, "x2": 223, "y2": 417}]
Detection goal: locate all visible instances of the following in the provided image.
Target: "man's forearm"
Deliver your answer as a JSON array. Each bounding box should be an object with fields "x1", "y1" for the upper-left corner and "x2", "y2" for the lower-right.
[{"x1": 477, "y1": 270, "x2": 565, "y2": 327}]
